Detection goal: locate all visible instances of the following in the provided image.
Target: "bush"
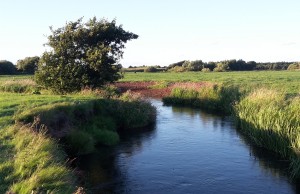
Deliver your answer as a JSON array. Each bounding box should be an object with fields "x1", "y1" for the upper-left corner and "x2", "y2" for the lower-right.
[
  {"x1": 144, "y1": 66, "x2": 158, "y2": 72},
  {"x1": 201, "y1": 68, "x2": 211, "y2": 72},
  {"x1": 0, "y1": 60, "x2": 17, "y2": 75},
  {"x1": 287, "y1": 63, "x2": 300, "y2": 70},
  {"x1": 168, "y1": 66, "x2": 186, "y2": 72}
]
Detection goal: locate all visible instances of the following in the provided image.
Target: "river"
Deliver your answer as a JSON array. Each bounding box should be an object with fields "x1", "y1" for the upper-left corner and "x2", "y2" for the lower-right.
[{"x1": 78, "y1": 99, "x2": 299, "y2": 193}]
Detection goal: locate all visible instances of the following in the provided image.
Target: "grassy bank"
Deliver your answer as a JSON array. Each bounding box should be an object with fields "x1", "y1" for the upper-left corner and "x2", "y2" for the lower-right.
[
  {"x1": 0, "y1": 89, "x2": 156, "y2": 192},
  {"x1": 235, "y1": 89, "x2": 300, "y2": 178},
  {"x1": 163, "y1": 84, "x2": 240, "y2": 114}
]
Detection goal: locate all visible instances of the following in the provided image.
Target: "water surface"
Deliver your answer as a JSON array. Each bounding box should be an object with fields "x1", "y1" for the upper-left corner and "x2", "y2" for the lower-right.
[{"x1": 78, "y1": 99, "x2": 299, "y2": 194}]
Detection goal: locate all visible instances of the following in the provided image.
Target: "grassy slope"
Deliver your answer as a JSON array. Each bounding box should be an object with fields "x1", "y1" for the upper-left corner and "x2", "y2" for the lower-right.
[
  {"x1": 0, "y1": 93, "x2": 95, "y2": 193},
  {"x1": 121, "y1": 71, "x2": 300, "y2": 94}
]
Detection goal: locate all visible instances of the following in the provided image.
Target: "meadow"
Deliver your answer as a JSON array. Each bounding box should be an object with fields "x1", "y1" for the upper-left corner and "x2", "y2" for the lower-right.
[{"x1": 122, "y1": 71, "x2": 300, "y2": 94}]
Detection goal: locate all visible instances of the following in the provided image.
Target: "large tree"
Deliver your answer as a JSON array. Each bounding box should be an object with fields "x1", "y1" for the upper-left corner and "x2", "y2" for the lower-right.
[{"x1": 35, "y1": 17, "x2": 138, "y2": 93}]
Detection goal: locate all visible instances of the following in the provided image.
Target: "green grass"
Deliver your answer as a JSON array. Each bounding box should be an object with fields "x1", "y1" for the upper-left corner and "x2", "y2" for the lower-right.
[
  {"x1": 121, "y1": 71, "x2": 300, "y2": 94},
  {"x1": 0, "y1": 93, "x2": 95, "y2": 193}
]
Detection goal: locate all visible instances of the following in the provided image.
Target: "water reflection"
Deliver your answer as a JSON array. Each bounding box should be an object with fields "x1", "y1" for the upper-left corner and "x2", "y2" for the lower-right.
[
  {"x1": 77, "y1": 125, "x2": 157, "y2": 193},
  {"x1": 77, "y1": 100, "x2": 298, "y2": 194}
]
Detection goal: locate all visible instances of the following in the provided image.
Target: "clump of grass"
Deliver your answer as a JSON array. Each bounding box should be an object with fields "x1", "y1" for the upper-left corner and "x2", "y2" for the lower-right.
[
  {"x1": 0, "y1": 79, "x2": 40, "y2": 93},
  {"x1": 149, "y1": 81, "x2": 170, "y2": 89},
  {"x1": 235, "y1": 89, "x2": 300, "y2": 178},
  {"x1": 108, "y1": 91, "x2": 157, "y2": 129},
  {"x1": 79, "y1": 84, "x2": 120, "y2": 98},
  {"x1": 163, "y1": 84, "x2": 240, "y2": 114}
]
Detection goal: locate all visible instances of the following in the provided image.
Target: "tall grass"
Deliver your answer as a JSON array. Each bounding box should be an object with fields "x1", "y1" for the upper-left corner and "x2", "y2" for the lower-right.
[
  {"x1": 0, "y1": 125, "x2": 76, "y2": 193},
  {"x1": 235, "y1": 89, "x2": 300, "y2": 178},
  {"x1": 0, "y1": 79, "x2": 40, "y2": 93},
  {"x1": 163, "y1": 84, "x2": 240, "y2": 114}
]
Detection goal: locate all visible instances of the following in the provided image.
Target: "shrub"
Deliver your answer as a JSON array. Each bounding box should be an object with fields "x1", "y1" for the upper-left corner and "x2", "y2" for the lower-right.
[
  {"x1": 287, "y1": 63, "x2": 300, "y2": 70},
  {"x1": 144, "y1": 66, "x2": 158, "y2": 72},
  {"x1": 201, "y1": 68, "x2": 211, "y2": 72},
  {"x1": 168, "y1": 66, "x2": 186, "y2": 72}
]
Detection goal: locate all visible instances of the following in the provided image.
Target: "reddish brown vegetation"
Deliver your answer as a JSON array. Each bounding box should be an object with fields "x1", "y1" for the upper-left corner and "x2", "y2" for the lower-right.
[{"x1": 115, "y1": 81, "x2": 210, "y2": 98}]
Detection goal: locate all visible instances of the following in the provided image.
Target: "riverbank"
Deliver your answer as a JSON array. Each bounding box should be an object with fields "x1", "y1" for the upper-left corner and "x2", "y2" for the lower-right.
[{"x1": 0, "y1": 91, "x2": 156, "y2": 193}]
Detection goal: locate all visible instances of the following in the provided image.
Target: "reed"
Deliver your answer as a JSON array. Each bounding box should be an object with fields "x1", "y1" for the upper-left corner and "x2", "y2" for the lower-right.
[{"x1": 235, "y1": 89, "x2": 300, "y2": 178}]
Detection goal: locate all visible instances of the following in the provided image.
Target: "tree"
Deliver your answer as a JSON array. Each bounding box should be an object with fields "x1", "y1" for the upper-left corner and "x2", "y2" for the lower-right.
[
  {"x1": 17, "y1": 56, "x2": 39, "y2": 74},
  {"x1": 35, "y1": 17, "x2": 138, "y2": 93},
  {"x1": 0, "y1": 60, "x2": 17, "y2": 75}
]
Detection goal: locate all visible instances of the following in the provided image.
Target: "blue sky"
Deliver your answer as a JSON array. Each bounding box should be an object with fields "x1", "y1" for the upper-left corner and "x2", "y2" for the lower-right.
[{"x1": 1, "y1": 0, "x2": 299, "y2": 67}]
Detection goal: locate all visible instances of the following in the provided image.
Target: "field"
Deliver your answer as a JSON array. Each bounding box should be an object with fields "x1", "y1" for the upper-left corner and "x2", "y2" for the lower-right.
[{"x1": 121, "y1": 71, "x2": 300, "y2": 94}]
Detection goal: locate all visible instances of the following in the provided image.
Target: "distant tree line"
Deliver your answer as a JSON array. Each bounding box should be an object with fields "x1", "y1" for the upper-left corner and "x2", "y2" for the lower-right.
[
  {"x1": 0, "y1": 56, "x2": 40, "y2": 75},
  {"x1": 166, "y1": 59, "x2": 298, "y2": 72}
]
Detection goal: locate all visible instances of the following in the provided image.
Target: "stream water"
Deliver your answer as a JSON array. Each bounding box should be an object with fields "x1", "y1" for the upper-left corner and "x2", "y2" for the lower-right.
[{"x1": 78, "y1": 99, "x2": 299, "y2": 193}]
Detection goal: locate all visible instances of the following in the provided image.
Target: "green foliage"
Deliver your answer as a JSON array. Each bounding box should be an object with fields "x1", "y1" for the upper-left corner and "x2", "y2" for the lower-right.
[
  {"x1": 0, "y1": 60, "x2": 17, "y2": 75},
  {"x1": 16, "y1": 56, "x2": 39, "y2": 74},
  {"x1": 35, "y1": 17, "x2": 138, "y2": 94}
]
